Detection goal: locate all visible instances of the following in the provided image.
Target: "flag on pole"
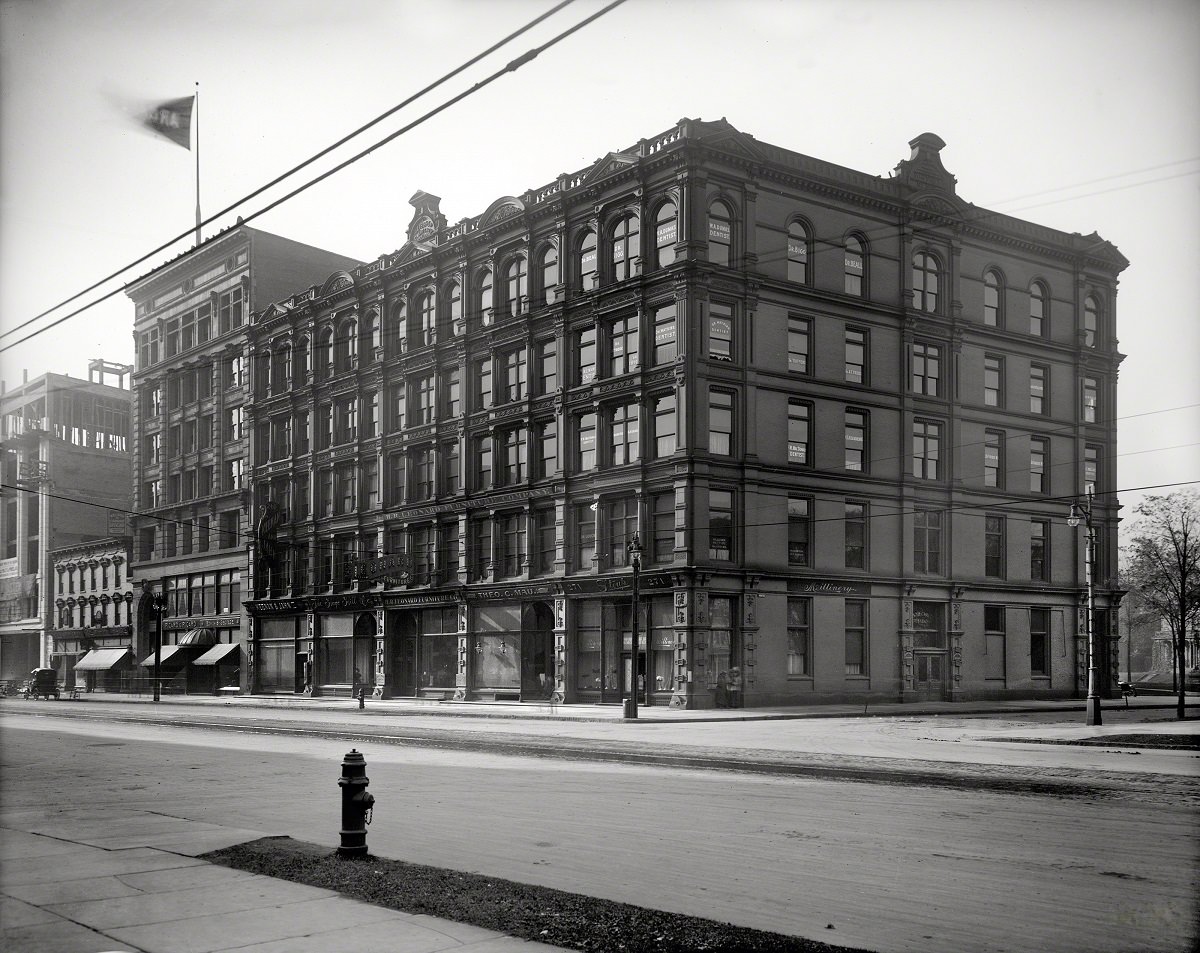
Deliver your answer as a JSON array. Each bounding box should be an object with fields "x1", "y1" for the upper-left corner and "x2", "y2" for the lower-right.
[{"x1": 143, "y1": 96, "x2": 194, "y2": 150}]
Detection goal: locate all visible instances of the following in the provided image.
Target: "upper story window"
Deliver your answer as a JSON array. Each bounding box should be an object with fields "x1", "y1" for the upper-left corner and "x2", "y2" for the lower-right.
[
  {"x1": 577, "y1": 229, "x2": 598, "y2": 291},
  {"x1": 787, "y1": 399, "x2": 811, "y2": 466},
  {"x1": 442, "y1": 367, "x2": 461, "y2": 418},
  {"x1": 653, "y1": 303, "x2": 676, "y2": 365},
  {"x1": 845, "y1": 328, "x2": 867, "y2": 384},
  {"x1": 442, "y1": 282, "x2": 462, "y2": 336},
  {"x1": 477, "y1": 268, "x2": 494, "y2": 326},
  {"x1": 389, "y1": 302, "x2": 407, "y2": 355},
  {"x1": 707, "y1": 200, "x2": 732, "y2": 266},
  {"x1": 912, "y1": 251, "x2": 940, "y2": 313},
  {"x1": 536, "y1": 339, "x2": 557, "y2": 395},
  {"x1": 610, "y1": 214, "x2": 640, "y2": 281},
  {"x1": 844, "y1": 236, "x2": 865, "y2": 296},
  {"x1": 501, "y1": 348, "x2": 527, "y2": 403},
  {"x1": 364, "y1": 310, "x2": 381, "y2": 361},
  {"x1": 1082, "y1": 377, "x2": 1099, "y2": 423},
  {"x1": 708, "y1": 301, "x2": 733, "y2": 362},
  {"x1": 504, "y1": 257, "x2": 527, "y2": 317},
  {"x1": 654, "y1": 201, "x2": 677, "y2": 269},
  {"x1": 787, "y1": 221, "x2": 810, "y2": 284},
  {"x1": 1030, "y1": 364, "x2": 1048, "y2": 415},
  {"x1": 416, "y1": 291, "x2": 436, "y2": 346},
  {"x1": 1029, "y1": 281, "x2": 1048, "y2": 337},
  {"x1": 537, "y1": 246, "x2": 558, "y2": 306},
  {"x1": 1083, "y1": 294, "x2": 1100, "y2": 347},
  {"x1": 845, "y1": 409, "x2": 867, "y2": 471},
  {"x1": 335, "y1": 318, "x2": 357, "y2": 372},
  {"x1": 913, "y1": 419, "x2": 942, "y2": 480},
  {"x1": 709, "y1": 388, "x2": 734, "y2": 456},
  {"x1": 983, "y1": 269, "x2": 1003, "y2": 327},
  {"x1": 912, "y1": 342, "x2": 940, "y2": 397},
  {"x1": 316, "y1": 328, "x2": 334, "y2": 380},
  {"x1": 608, "y1": 315, "x2": 639, "y2": 376},
  {"x1": 984, "y1": 354, "x2": 1004, "y2": 408},
  {"x1": 788, "y1": 316, "x2": 810, "y2": 374},
  {"x1": 271, "y1": 345, "x2": 290, "y2": 395},
  {"x1": 652, "y1": 393, "x2": 676, "y2": 458},
  {"x1": 576, "y1": 326, "x2": 597, "y2": 385}
]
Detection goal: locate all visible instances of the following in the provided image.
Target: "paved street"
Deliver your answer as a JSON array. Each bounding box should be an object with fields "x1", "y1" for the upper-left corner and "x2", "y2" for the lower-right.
[{"x1": 2, "y1": 700, "x2": 1197, "y2": 952}]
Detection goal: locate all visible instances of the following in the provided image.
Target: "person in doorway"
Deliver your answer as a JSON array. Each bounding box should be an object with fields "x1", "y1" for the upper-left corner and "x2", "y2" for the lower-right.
[
  {"x1": 353, "y1": 667, "x2": 363, "y2": 697},
  {"x1": 728, "y1": 666, "x2": 743, "y2": 709},
  {"x1": 715, "y1": 670, "x2": 729, "y2": 708}
]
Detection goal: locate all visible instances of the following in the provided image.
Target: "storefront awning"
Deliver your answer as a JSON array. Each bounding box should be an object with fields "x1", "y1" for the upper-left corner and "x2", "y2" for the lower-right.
[
  {"x1": 74, "y1": 648, "x2": 133, "y2": 671},
  {"x1": 192, "y1": 642, "x2": 240, "y2": 666},
  {"x1": 139, "y1": 645, "x2": 195, "y2": 671},
  {"x1": 177, "y1": 627, "x2": 219, "y2": 646}
]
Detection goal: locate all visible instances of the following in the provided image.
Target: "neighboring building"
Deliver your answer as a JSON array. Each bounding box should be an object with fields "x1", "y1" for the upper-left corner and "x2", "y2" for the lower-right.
[
  {"x1": 242, "y1": 119, "x2": 1127, "y2": 708},
  {"x1": 49, "y1": 536, "x2": 134, "y2": 691},
  {"x1": 0, "y1": 360, "x2": 132, "y2": 681},
  {"x1": 125, "y1": 225, "x2": 361, "y2": 692}
]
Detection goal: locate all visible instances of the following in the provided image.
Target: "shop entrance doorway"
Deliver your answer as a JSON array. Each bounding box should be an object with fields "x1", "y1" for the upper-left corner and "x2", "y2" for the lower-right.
[
  {"x1": 394, "y1": 636, "x2": 416, "y2": 696},
  {"x1": 911, "y1": 602, "x2": 947, "y2": 700},
  {"x1": 520, "y1": 602, "x2": 555, "y2": 700}
]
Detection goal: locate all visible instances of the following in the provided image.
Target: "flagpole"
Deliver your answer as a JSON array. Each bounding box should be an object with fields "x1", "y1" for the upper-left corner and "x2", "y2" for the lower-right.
[{"x1": 194, "y1": 81, "x2": 201, "y2": 246}]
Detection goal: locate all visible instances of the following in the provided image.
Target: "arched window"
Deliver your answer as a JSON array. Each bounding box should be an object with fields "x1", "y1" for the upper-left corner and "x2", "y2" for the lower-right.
[
  {"x1": 270, "y1": 344, "x2": 290, "y2": 395},
  {"x1": 654, "y1": 201, "x2": 678, "y2": 269},
  {"x1": 363, "y1": 310, "x2": 381, "y2": 364},
  {"x1": 708, "y1": 200, "x2": 732, "y2": 266},
  {"x1": 983, "y1": 269, "x2": 1003, "y2": 327},
  {"x1": 787, "y1": 221, "x2": 809, "y2": 284},
  {"x1": 538, "y1": 245, "x2": 558, "y2": 305},
  {"x1": 389, "y1": 301, "x2": 407, "y2": 354},
  {"x1": 844, "y1": 236, "x2": 865, "y2": 296},
  {"x1": 1029, "y1": 281, "x2": 1048, "y2": 337},
  {"x1": 335, "y1": 318, "x2": 357, "y2": 372},
  {"x1": 577, "y1": 229, "x2": 598, "y2": 291},
  {"x1": 610, "y1": 214, "x2": 640, "y2": 281},
  {"x1": 912, "y1": 251, "x2": 940, "y2": 313},
  {"x1": 443, "y1": 281, "x2": 462, "y2": 336},
  {"x1": 477, "y1": 268, "x2": 494, "y2": 326},
  {"x1": 316, "y1": 327, "x2": 334, "y2": 380},
  {"x1": 1083, "y1": 294, "x2": 1099, "y2": 347},
  {"x1": 504, "y1": 257, "x2": 527, "y2": 316},
  {"x1": 416, "y1": 290, "x2": 436, "y2": 345}
]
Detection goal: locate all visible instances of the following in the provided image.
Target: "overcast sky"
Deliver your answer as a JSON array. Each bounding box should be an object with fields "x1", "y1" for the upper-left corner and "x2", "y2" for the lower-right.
[{"x1": 1, "y1": 0, "x2": 1197, "y2": 527}]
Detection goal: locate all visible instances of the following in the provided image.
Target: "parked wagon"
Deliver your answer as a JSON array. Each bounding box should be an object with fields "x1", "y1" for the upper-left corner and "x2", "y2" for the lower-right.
[{"x1": 23, "y1": 668, "x2": 60, "y2": 700}]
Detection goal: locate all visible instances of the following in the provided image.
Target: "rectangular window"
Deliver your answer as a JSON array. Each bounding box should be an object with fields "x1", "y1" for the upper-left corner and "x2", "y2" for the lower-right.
[
  {"x1": 412, "y1": 446, "x2": 435, "y2": 500},
  {"x1": 537, "y1": 420, "x2": 557, "y2": 478},
  {"x1": 294, "y1": 474, "x2": 310, "y2": 521},
  {"x1": 913, "y1": 419, "x2": 941, "y2": 480},
  {"x1": 914, "y1": 508, "x2": 942, "y2": 575},
  {"x1": 1084, "y1": 445, "x2": 1099, "y2": 495},
  {"x1": 709, "y1": 489, "x2": 733, "y2": 561},
  {"x1": 501, "y1": 350, "x2": 527, "y2": 403},
  {"x1": 845, "y1": 600, "x2": 868, "y2": 676},
  {"x1": 389, "y1": 384, "x2": 407, "y2": 431},
  {"x1": 1082, "y1": 377, "x2": 1098, "y2": 423},
  {"x1": 653, "y1": 393, "x2": 676, "y2": 458},
  {"x1": 708, "y1": 301, "x2": 733, "y2": 362},
  {"x1": 415, "y1": 375, "x2": 435, "y2": 423},
  {"x1": 984, "y1": 430, "x2": 1003, "y2": 489},
  {"x1": 533, "y1": 507, "x2": 556, "y2": 576},
  {"x1": 788, "y1": 497, "x2": 811, "y2": 566},
  {"x1": 1030, "y1": 437, "x2": 1048, "y2": 494},
  {"x1": 574, "y1": 502, "x2": 596, "y2": 571},
  {"x1": 651, "y1": 492, "x2": 674, "y2": 565},
  {"x1": 225, "y1": 406, "x2": 244, "y2": 442},
  {"x1": 912, "y1": 342, "x2": 940, "y2": 397},
  {"x1": 984, "y1": 605, "x2": 1006, "y2": 680},
  {"x1": 985, "y1": 514, "x2": 1005, "y2": 577},
  {"x1": 576, "y1": 327, "x2": 597, "y2": 385},
  {"x1": 497, "y1": 512, "x2": 526, "y2": 579},
  {"x1": 1030, "y1": 519, "x2": 1048, "y2": 582},
  {"x1": 1030, "y1": 364, "x2": 1048, "y2": 415},
  {"x1": 537, "y1": 339, "x2": 557, "y2": 395},
  {"x1": 605, "y1": 496, "x2": 639, "y2": 570},
  {"x1": 334, "y1": 396, "x2": 357, "y2": 444},
  {"x1": 576, "y1": 412, "x2": 597, "y2": 471},
  {"x1": 226, "y1": 458, "x2": 244, "y2": 491},
  {"x1": 709, "y1": 389, "x2": 733, "y2": 456},
  {"x1": 653, "y1": 303, "x2": 677, "y2": 365},
  {"x1": 499, "y1": 428, "x2": 527, "y2": 485},
  {"x1": 984, "y1": 354, "x2": 1003, "y2": 407},
  {"x1": 610, "y1": 402, "x2": 640, "y2": 466},
  {"x1": 1030, "y1": 608, "x2": 1049, "y2": 676},
  {"x1": 474, "y1": 434, "x2": 492, "y2": 490},
  {"x1": 411, "y1": 525, "x2": 435, "y2": 585},
  {"x1": 474, "y1": 357, "x2": 492, "y2": 411},
  {"x1": 845, "y1": 328, "x2": 867, "y2": 384},
  {"x1": 386, "y1": 452, "x2": 405, "y2": 506},
  {"x1": 471, "y1": 518, "x2": 492, "y2": 581},
  {"x1": 335, "y1": 462, "x2": 357, "y2": 515},
  {"x1": 787, "y1": 399, "x2": 811, "y2": 465},
  {"x1": 609, "y1": 316, "x2": 639, "y2": 376},
  {"x1": 845, "y1": 501, "x2": 867, "y2": 570},
  {"x1": 788, "y1": 316, "x2": 810, "y2": 374},
  {"x1": 845, "y1": 409, "x2": 867, "y2": 472},
  {"x1": 441, "y1": 441, "x2": 460, "y2": 495},
  {"x1": 442, "y1": 368, "x2": 461, "y2": 419},
  {"x1": 787, "y1": 597, "x2": 811, "y2": 676}
]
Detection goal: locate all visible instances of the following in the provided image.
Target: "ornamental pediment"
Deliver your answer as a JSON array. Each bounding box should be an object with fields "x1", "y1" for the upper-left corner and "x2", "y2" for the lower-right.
[
  {"x1": 479, "y1": 196, "x2": 526, "y2": 228},
  {"x1": 582, "y1": 151, "x2": 639, "y2": 185}
]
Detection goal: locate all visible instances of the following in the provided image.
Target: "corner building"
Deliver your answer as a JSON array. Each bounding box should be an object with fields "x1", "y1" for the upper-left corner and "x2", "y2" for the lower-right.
[{"x1": 244, "y1": 119, "x2": 1126, "y2": 708}]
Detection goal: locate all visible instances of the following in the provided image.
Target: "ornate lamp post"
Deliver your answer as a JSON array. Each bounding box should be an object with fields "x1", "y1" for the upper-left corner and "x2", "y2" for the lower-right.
[
  {"x1": 625, "y1": 532, "x2": 643, "y2": 720},
  {"x1": 1067, "y1": 488, "x2": 1101, "y2": 726}
]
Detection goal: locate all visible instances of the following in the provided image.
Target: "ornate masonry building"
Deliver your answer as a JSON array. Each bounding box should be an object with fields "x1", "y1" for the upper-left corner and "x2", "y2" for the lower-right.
[{"x1": 242, "y1": 119, "x2": 1125, "y2": 708}]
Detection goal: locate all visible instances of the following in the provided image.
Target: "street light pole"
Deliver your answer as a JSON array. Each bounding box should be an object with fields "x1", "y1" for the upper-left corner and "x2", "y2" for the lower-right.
[
  {"x1": 1068, "y1": 489, "x2": 1101, "y2": 726},
  {"x1": 626, "y1": 532, "x2": 643, "y2": 721}
]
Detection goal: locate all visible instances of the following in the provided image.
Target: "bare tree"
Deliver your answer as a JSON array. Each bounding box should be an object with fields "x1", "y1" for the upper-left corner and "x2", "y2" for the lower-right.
[{"x1": 1125, "y1": 491, "x2": 1200, "y2": 720}]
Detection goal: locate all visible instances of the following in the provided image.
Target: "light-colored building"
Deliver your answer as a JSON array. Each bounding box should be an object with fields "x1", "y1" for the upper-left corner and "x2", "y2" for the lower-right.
[
  {"x1": 241, "y1": 119, "x2": 1126, "y2": 708},
  {"x1": 126, "y1": 224, "x2": 361, "y2": 692},
  {"x1": 49, "y1": 536, "x2": 134, "y2": 691},
  {"x1": 0, "y1": 360, "x2": 132, "y2": 682}
]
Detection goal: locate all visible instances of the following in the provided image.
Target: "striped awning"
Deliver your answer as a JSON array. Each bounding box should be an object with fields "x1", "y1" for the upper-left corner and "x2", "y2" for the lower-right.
[
  {"x1": 74, "y1": 648, "x2": 133, "y2": 671},
  {"x1": 192, "y1": 642, "x2": 240, "y2": 666}
]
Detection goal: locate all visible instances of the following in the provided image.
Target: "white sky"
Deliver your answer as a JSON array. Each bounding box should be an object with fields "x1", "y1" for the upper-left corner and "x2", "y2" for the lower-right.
[{"x1": 1, "y1": 0, "x2": 1197, "y2": 527}]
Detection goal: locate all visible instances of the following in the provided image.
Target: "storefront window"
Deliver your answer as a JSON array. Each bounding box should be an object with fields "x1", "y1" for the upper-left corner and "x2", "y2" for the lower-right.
[
  {"x1": 472, "y1": 604, "x2": 521, "y2": 690},
  {"x1": 576, "y1": 601, "x2": 603, "y2": 692},
  {"x1": 319, "y1": 613, "x2": 354, "y2": 685},
  {"x1": 649, "y1": 596, "x2": 674, "y2": 694},
  {"x1": 257, "y1": 616, "x2": 297, "y2": 693},
  {"x1": 708, "y1": 596, "x2": 737, "y2": 707}
]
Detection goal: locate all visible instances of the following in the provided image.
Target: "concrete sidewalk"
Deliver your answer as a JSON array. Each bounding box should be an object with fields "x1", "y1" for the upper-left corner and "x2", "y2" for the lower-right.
[{"x1": 1, "y1": 808, "x2": 570, "y2": 953}]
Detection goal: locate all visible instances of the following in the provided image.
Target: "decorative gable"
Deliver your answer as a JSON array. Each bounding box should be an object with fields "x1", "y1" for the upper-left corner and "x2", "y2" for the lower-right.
[
  {"x1": 581, "y1": 150, "x2": 639, "y2": 185},
  {"x1": 478, "y1": 195, "x2": 526, "y2": 228},
  {"x1": 406, "y1": 191, "x2": 447, "y2": 245}
]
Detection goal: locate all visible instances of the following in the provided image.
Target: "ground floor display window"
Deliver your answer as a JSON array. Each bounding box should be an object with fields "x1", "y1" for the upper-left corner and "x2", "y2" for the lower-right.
[
  {"x1": 648, "y1": 596, "x2": 674, "y2": 694},
  {"x1": 257, "y1": 617, "x2": 298, "y2": 693},
  {"x1": 471, "y1": 603, "x2": 554, "y2": 698},
  {"x1": 391, "y1": 606, "x2": 458, "y2": 695},
  {"x1": 318, "y1": 612, "x2": 375, "y2": 690},
  {"x1": 708, "y1": 595, "x2": 740, "y2": 707},
  {"x1": 574, "y1": 596, "x2": 672, "y2": 703}
]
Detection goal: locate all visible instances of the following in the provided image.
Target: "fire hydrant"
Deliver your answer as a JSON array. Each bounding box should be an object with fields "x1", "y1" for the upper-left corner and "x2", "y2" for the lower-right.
[{"x1": 337, "y1": 748, "x2": 375, "y2": 857}]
